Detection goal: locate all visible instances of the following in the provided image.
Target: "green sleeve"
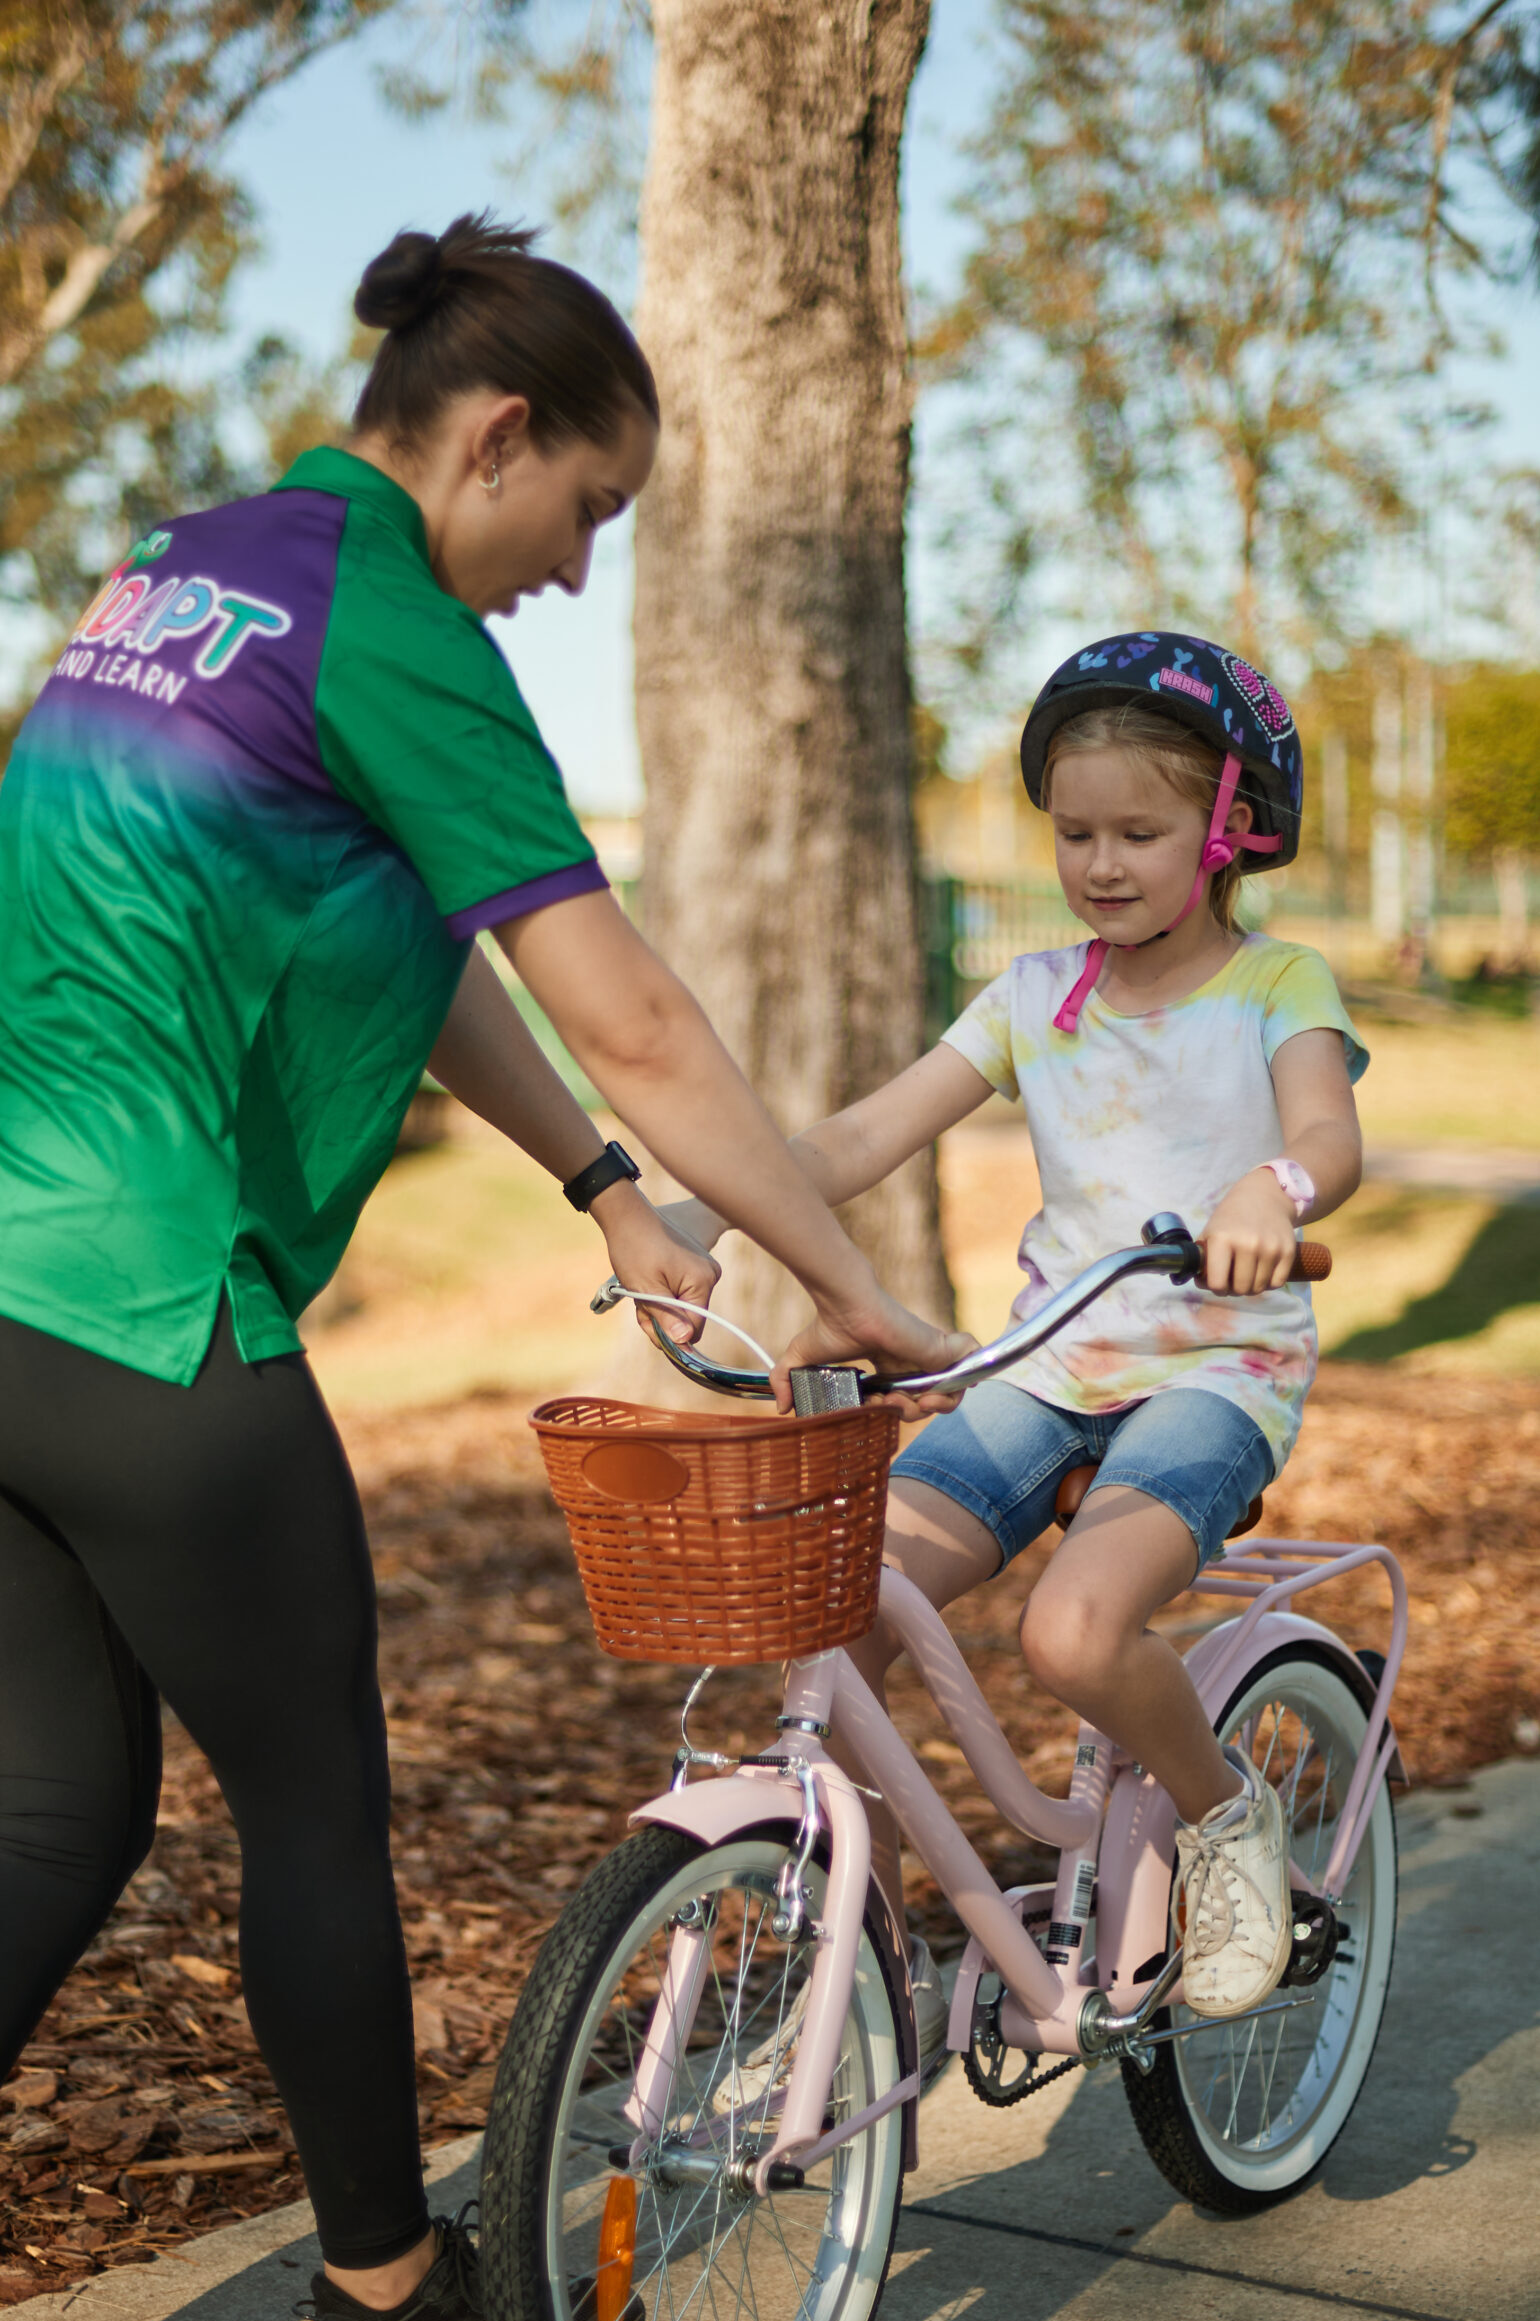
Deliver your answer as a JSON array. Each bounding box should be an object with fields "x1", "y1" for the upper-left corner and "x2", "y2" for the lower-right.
[
  {"x1": 1262, "y1": 946, "x2": 1369, "y2": 1084},
  {"x1": 314, "y1": 501, "x2": 606, "y2": 933},
  {"x1": 940, "y1": 969, "x2": 1021, "y2": 1100}
]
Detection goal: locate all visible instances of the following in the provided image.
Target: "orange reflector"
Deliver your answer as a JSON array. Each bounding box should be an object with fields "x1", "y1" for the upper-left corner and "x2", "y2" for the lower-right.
[{"x1": 596, "y1": 2174, "x2": 638, "y2": 2321}]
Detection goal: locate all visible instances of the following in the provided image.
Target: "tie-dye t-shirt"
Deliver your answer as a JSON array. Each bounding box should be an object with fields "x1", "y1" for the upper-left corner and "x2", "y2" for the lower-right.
[
  {"x1": 0, "y1": 448, "x2": 605, "y2": 1385},
  {"x1": 940, "y1": 936, "x2": 1368, "y2": 1474}
]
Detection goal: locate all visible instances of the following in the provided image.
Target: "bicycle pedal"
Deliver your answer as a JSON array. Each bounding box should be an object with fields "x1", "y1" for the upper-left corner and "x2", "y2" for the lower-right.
[{"x1": 1281, "y1": 1891, "x2": 1340, "y2": 1986}]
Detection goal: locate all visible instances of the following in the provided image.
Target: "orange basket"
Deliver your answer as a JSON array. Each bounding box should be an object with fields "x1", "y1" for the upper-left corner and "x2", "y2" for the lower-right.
[{"x1": 529, "y1": 1395, "x2": 901, "y2": 1665}]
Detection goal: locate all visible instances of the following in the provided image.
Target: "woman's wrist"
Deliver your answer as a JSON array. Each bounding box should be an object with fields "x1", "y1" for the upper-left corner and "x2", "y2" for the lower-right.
[{"x1": 587, "y1": 1174, "x2": 652, "y2": 1232}]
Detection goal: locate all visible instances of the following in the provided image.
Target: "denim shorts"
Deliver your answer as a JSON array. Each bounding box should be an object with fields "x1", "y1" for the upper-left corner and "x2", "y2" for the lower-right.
[{"x1": 890, "y1": 1382, "x2": 1273, "y2": 1574}]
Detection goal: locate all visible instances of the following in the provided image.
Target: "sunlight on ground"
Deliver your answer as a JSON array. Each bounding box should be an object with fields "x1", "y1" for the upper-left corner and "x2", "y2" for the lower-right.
[
  {"x1": 1354, "y1": 1015, "x2": 1540, "y2": 1150},
  {"x1": 306, "y1": 1012, "x2": 1540, "y2": 1412}
]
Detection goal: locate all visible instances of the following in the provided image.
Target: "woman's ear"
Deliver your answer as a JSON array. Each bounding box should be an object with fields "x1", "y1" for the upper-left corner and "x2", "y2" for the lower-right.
[{"x1": 471, "y1": 395, "x2": 534, "y2": 477}]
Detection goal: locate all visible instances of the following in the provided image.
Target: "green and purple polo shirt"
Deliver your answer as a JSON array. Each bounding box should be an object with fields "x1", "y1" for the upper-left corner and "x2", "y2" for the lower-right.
[{"x1": 0, "y1": 446, "x2": 605, "y2": 1383}]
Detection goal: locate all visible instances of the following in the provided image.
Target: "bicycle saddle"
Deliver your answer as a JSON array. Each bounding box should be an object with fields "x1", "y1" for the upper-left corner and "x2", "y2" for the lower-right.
[{"x1": 1052, "y1": 1463, "x2": 1263, "y2": 1540}]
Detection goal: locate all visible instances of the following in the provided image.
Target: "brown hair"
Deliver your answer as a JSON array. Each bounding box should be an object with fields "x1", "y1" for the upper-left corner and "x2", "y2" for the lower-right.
[
  {"x1": 352, "y1": 211, "x2": 659, "y2": 452},
  {"x1": 1042, "y1": 702, "x2": 1249, "y2": 932}
]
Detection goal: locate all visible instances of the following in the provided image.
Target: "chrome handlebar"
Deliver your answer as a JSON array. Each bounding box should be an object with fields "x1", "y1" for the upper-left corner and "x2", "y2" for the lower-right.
[{"x1": 593, "y1": 1212, "x2": 1205, "y2": 1413}]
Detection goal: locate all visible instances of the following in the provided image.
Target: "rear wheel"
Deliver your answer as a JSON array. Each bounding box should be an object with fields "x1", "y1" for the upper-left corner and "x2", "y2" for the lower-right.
[
  {"x1": 481, "y1": 1822, "x2": 906, "y2": 2321},
  {"x1": 1122, "y1": 1646, "x2": 1396, "y2": 2212}
]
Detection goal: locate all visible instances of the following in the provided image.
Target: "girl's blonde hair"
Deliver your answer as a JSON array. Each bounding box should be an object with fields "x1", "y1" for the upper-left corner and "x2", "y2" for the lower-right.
[{"x1": 1041, "y1": 702, "x2": 1247, "y2": 934}]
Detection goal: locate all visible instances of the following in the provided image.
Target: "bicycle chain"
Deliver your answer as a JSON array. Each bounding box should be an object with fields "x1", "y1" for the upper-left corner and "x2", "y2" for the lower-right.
[{"x1": 961, "y1": 1908, "x2": 1085, "y2": 2109}]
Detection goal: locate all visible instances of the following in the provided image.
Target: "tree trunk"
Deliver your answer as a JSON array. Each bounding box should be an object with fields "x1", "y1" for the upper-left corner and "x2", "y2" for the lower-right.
[{"x1": 632, "y1": 0, "x2": 949, "y2": 1365}]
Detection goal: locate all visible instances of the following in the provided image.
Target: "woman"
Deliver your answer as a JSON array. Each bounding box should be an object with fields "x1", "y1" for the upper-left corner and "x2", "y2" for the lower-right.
[{"x1": 0, "y1": 215, "x2": 967, "y2": 2320}]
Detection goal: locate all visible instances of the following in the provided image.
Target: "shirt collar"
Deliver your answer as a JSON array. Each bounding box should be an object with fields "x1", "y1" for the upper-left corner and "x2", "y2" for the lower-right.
[{"x1": 273, "y1": 447, "x2": 430, "y2": 564}]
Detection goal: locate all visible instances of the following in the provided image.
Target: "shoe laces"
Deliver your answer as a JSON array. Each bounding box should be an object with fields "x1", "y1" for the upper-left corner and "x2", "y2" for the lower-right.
[
  {"x1": 429, "y1": 2205, "x2": 482, "y2": 2319},
  {"x1": 1182, "y1": 1830, "x2": 1275, "y2": 1961},
  {"x1": 297, "y1": 2205, "x2": 481, "y2": 2321}
]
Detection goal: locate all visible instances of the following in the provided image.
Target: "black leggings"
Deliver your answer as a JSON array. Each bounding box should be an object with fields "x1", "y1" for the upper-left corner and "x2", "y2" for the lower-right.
[{"x1": 0, "y1": 1306, "x2": 427, "y2": 2266}]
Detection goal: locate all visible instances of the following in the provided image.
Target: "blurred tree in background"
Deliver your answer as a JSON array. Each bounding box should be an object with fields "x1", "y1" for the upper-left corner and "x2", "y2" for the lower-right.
[
  {"x1": 921, "y1": 0, "x2": 1525, "y2": 680},
  {"x1": 0, "y1": 0, "x2": 396, "y2": 737}
]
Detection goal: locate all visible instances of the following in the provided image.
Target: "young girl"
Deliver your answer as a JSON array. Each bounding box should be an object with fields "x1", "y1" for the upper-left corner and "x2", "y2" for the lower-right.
[{"x1": 669, "y1": 630, "x2": 1367, "y2": 2042}]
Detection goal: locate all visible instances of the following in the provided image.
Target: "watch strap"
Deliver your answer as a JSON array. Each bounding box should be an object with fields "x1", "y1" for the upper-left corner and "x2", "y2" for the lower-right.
[
  {"x1": 563, "y1": 1140, "x2": 642, "y2": 1213},
  {"x1": 1262, "y1": 1157, "x2": 1314, "y2": 1221}
]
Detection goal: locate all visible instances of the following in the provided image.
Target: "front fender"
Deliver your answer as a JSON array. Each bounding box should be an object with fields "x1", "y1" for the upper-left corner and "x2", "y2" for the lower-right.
[{"x1": 633, "y1": 1770, "x2": 920, "y2": 2172}]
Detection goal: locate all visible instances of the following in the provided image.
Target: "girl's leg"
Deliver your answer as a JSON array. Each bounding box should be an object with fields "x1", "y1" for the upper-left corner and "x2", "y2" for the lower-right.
[
  {"x1": 829, "y1": 1479, "x2": 1001, "y2": 1915},
  {"x1": 1017, "y1": 1487, "x2": 1237, "y2": 1824},
  {"x1": 0, "y1": 1309, "x2": 432, "y2": 2302}
]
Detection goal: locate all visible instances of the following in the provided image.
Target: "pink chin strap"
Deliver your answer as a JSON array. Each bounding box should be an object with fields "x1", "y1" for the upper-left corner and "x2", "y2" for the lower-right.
[{"x1": 1052, "y1": 751, "x2": 1281, "y2": 1034}]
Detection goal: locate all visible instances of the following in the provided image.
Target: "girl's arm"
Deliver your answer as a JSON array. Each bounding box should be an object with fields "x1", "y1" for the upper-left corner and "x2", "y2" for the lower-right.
[
  {"x1": 429, "y1": 942, "x2": 720, "y2": 1344},
  {"x1": 497, "y1": 893, "x2": 976, "y2": 1395},
  {"x1": 1203, "y1": 1028, "x2": 1363, "y2": 1296},
  {"x1": 658, "y1": 1043, "x2": 998, "y2": 1251}
]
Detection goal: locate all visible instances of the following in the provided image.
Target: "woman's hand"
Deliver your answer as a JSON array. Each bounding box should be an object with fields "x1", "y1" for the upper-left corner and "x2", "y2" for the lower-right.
[
  {"x1": 1203, "y1": 1170, "x2": 1299, "y2": 1296},
  {"x1": 773, "y1": 1289, "x2": 977, "y2": 1421},
  {"x1": 589, "y1": 1182, "x2": 721, "y2": 1346}
]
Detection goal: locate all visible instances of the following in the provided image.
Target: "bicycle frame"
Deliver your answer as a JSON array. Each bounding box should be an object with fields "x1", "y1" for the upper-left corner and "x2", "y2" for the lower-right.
[
  {"x1": 626, "y1": 1538, "x2": 1406, "y2": 2193},
  {"x1": 591, "y1": 1212, "x2": 1406, "y2": 2193}
]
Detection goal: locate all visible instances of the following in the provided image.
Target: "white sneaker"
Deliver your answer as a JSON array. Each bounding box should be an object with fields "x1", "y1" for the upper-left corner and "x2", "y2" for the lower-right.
[
  {"x1": 1174, "y1": 1745, "x2": 1292, "y2": 2020},
  {"x1": 910, "y1": 1937, "x2": 953, "y2": 2094},
  {"x1": 712, "y1": 1940, "x2": 952, "y2": 2116},
  {"x1": 712, "y1": 1972, "x2": 811, "y2": 2116}
]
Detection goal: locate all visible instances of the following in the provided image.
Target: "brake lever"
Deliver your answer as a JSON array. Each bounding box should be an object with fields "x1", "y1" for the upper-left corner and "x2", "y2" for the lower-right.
[{"x1": 590, "y1": 1274, "x2": 627, "y2": 1316}]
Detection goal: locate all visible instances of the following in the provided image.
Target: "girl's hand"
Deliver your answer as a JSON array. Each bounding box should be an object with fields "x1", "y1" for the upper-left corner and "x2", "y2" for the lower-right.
[
  {"x1": 589, "y1": 1182, "x2": 721, "y2": 1346},
  {"x1": 1203, "y1": 1170, "x2": 1299, "y2": 1296},
  {"x1": 652, "y1": 1195, "x2": 727, "y2": 1253},
  {"x1": 773, "y1": 1290, "x2": 978, "y2": 1421}
]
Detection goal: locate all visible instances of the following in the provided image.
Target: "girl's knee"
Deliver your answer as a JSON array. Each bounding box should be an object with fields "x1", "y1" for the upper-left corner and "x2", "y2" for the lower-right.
[{"x1": 1019, "y1": 1584, "x2": 1119, "y2": 1697}]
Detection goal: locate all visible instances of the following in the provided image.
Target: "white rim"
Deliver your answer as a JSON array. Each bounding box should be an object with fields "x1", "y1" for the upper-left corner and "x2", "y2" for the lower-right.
[
  {"x1": 544, "y1": 1838, "x2": 904, "y2": 2321},
  {"x1": 1173, "y1": 1657, "x2": 1396, "y2": 2192}
]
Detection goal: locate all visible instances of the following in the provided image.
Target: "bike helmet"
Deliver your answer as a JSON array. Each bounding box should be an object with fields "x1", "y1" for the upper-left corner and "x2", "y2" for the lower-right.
[{"x1": 1018, "y1": 631, "x2": 1304, "y2": 1031}]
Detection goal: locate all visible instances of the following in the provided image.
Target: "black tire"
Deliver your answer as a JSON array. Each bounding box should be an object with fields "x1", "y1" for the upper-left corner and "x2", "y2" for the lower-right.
[
  {"x1": 1121, "y1": 1645, "x2": 1397, "y2": 2214},
  {"x1": 481, "y1": 1821, "x2": 906, "y2": 2321}
]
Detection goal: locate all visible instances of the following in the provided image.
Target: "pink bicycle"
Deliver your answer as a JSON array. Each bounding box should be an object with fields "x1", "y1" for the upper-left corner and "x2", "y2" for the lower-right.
[{"x1": 480, "y1": 1215, "x2": 1405, "y2": 2321}]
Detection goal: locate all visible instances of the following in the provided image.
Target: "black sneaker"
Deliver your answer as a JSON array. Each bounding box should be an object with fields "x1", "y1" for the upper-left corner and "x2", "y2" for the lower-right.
[{"x1": 301, "y1": 2207, "x2": 481, "y2": 2321}]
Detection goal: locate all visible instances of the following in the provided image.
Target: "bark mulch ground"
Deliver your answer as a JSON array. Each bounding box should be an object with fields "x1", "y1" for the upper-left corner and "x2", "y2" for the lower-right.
[{"x1": 2, "y1": 1364, "x2": 1535, "y2": 2299}]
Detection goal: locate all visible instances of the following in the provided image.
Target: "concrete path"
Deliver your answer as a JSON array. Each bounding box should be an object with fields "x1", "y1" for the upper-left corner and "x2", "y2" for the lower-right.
[
  {"x1": 886, "y1": 1757, "x2": 1539, "y2": 2321},
  {"x1": 1361, "y1": 1144, "x2": 1540, "y2": 1205},
  {"x1": 26, "y1": 1760, "x2": 1538, "y2": 2321}
]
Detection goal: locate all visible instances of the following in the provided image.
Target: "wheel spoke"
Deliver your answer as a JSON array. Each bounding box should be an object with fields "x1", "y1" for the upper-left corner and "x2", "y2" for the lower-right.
[
  {"x1": 511, "y1": 1835, "x2": 901, "y2": 2321},
  {"x1": 1153, "y1": 1659, "x2": 1393, "y2": 2194}
]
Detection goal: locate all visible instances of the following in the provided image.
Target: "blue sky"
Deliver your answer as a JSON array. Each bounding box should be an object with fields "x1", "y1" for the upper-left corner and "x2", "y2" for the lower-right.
[{"x1": 222, "y1": 2, "x2": 1540, "y2": 812}]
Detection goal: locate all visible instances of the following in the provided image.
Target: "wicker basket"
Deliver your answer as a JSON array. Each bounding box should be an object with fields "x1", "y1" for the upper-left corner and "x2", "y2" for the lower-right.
[{"x1": 529, "y1": 1395, "x2": 901, "y2": 1665}]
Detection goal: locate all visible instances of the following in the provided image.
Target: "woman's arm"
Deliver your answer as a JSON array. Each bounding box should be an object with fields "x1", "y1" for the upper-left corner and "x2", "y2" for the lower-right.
[
  {"x1": 661, "y1": 1044, "x2": 997, "y2": 1252},
  {"x1": 1203, "y1": 1028, "x2": 1363, "y2": 1295},
  {"x1": 428, "y1": 943, "x2": 720, "y2": 1344},
  {"x1": 429, "y1": 941, "x2": 610, "y2": 1181},
  {"x1": 497, "y1": 893, "x2": 975, "y2": 1393}
]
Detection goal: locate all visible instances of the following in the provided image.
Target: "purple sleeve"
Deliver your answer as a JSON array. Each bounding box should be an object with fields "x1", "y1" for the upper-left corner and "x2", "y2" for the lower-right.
[{"x1": 444, "y1": 856, "x2": 610, "y2": 941}]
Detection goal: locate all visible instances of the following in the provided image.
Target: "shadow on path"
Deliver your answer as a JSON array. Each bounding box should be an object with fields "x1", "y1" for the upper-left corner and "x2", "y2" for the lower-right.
[
  {"x1": 1332, "y1": 1205, "x2": 1540, "y2": 1362},
  {"x1": 882, "y1": 1767, "x2": 1540, "y2": 2321}
]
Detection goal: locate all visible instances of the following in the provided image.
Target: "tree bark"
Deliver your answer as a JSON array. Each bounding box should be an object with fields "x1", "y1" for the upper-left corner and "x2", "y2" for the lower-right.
[{"x1": 632, "y1": 0, "x2": 949, "y2": 1363}]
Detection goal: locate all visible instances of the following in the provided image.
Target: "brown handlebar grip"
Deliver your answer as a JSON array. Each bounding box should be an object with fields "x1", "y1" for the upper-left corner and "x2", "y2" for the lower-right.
[{"x1": 1196, "y1": 1239, "x2": 1332, "y2": 1283}]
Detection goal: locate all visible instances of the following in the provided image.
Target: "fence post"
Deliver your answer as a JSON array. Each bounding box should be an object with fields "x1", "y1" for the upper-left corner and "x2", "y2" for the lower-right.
[{"x1": 920, "y1": 874, "x2": 959, "y2": 1047}]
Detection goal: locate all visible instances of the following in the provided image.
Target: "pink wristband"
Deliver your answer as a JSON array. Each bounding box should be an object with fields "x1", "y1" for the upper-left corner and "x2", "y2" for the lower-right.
[{"x1": 1263, "y1": 1157, "x2": 1314, "y2": 1220}]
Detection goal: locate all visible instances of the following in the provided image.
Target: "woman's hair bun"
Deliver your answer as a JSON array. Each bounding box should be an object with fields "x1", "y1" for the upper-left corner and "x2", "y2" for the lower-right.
[{"x1": 354, "y1": 230, "x2": 444, "y2": 332}]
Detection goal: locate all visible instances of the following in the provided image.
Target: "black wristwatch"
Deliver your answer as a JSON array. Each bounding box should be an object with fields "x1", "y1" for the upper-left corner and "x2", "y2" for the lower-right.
[{"x1": 562, "y1": 1139, "x2": 642, "y2": 1212}]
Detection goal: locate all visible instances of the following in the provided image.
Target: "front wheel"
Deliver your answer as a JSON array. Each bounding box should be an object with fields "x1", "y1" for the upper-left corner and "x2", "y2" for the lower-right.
[
  {"x1": 480, "y1": 1822, "x2": 906, "y2": 2321},
  {"x1": 1122, "y1": 1646, "x2": 1397, "y2": 2212}
]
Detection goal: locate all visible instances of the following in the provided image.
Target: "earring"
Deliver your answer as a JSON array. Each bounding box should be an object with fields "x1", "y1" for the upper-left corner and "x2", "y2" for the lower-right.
[{"x1": 479, "y1": 463, "x2": 500, "y2": 494}]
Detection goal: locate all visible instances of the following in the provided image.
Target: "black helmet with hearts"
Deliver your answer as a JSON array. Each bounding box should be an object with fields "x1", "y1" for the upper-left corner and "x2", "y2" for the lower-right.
[{"x1": 1018, "y1": 631, "x2": 1303, "y2": 871}]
